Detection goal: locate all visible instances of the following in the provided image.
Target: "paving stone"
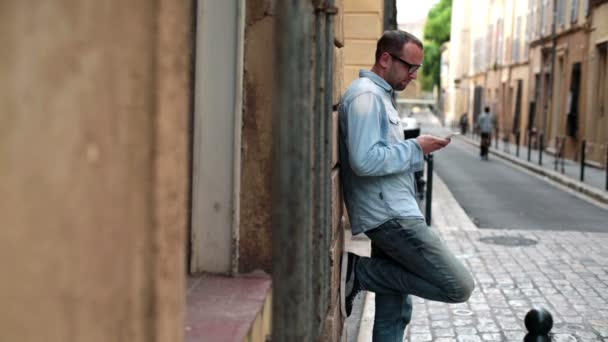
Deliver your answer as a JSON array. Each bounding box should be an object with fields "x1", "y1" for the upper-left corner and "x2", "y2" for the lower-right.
[
  {"x1": 480, "y1": 333, "x2": 502, "y2": 341},
  {"x1": 408, "y1": 333, "x2": 432, "y2": 342},
  {"x1": 434, "y1": 328, "x2": 455, "y2": 337},
  {"x1": 431, "y1": 320, "x2": 452, "y2": 329},
  {"x1": 409, "y1": 325, "x2": 431, "y2": 334},
  {"x1": 551, "y1": 334, "x2": 578, "y2": 341},
  {"x1": 502, "y1": 330, "x2": 525, "y2": 340},
  {"x1": 454, "y1": 327, "x2": 477, "y2": 335},
  {"x1": 452, "y1": 318, "x2": 474, "y2": 327}
]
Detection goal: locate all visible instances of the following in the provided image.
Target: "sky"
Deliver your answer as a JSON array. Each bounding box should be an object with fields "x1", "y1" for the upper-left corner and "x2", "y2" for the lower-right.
[{"x1": 396, "y1": 0, "x2": 440, "y2": 24}]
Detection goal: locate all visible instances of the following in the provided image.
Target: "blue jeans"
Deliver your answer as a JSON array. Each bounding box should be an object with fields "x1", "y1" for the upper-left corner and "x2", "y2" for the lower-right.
[{"x1": 358, "y1": 218, "x2": 475, "y2": 342}]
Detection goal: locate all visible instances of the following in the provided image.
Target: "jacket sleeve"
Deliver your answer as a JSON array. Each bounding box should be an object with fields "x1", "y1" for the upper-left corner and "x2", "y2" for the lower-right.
[{"x1": 345, "y1": 92, "x2": 424, "y2": 176}]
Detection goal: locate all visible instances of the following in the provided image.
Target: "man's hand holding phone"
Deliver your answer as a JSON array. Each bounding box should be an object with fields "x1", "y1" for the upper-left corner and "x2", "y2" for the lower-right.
[
  {"x1": 416, "y1": 134, "x2": 451, "y2": 154},
  {"x1": 443, "y1": 131, "x2": 461, "y2": 139}
]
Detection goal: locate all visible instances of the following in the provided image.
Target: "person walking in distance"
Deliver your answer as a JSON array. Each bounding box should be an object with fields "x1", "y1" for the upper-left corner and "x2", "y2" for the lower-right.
[
  {"x1": 477, "y1": 106, "x2": 495, "y2": 160},
  {"x1": 459, "y1": 112, "x2": 469, "y2": 135},
  {"x1": 339, "y1": 30, "x2": 474, "y2": 341}
]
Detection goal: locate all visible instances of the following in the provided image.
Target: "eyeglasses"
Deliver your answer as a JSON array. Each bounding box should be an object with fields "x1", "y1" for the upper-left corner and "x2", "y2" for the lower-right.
[{"x1": 388, "y1": 53, "x2": 422, "y2": 75}]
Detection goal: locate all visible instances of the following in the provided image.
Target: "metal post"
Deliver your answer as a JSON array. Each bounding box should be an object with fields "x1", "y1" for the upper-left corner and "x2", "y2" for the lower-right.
[
  {"x1": 425, "y1": 154, "x2": 434, "y2": 226},
  {"x1": 272, "y1": 1, "x2": 315, "y2": 340},
  {"x1": 539, "y1": 133, "x2": 544, "y2": 166},
  {"x1": 311, "y1": 1, "x2": 335, "y2": 334},
  {"x1": 547, "y1": 0, "x2": 558, "y2": 137},
  {"x1": 321, "y1": 0, "x2": 335, "y2": 327},
  {"x1": 516, "y1": 131, "x2": 520, "y2": 157},
  {"x1": 580, "y1": 140, "x2": 586, "y2": 182},
  {"x1": 554, "y1": 136, "x2": 559, "y2": 171},
  {"x1": 605, "y1": 144, "x2": 608, "y2": 190},
  {"x1": 561, "y1": 138, "x2": 565, "y2": 174},
  {"x1": 528, "y1": 130, "x2": 532, "y2": 162},
  {"x1": 559, "y1": 145, "x2": 566, "y2": 174}
]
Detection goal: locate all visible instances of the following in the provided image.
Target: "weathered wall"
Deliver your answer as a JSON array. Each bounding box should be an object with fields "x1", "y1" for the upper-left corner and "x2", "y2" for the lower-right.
[
  {"x1": 509, "y1": 65, "x2": 530, "y2": 137},
  {"x1": 585, "y1": 3, "x2": 608, "y2": 165},
  {"x1": 320, "y1": 1, "x2": 346, "y2": 340},
  {"x1": 239, "y1": 0, "x2": 275, "y2": 273},
  {"x1": 0, "y1": 1, "x2": 191, "y2": 341},
  {"x1": 151, "y1": 0, "x2": 192, "y2": 339},
  {"x1": 550, "y1": 29, "x2": 588, "y2": 158},
  {"x1": 343, "y1": 0, "x2": 384, "y2": 89}
]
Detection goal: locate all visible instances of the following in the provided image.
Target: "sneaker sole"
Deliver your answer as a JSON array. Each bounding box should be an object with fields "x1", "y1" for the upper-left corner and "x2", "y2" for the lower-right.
[{"x1": 340, "y1": 251, "x2": 348, "y2": 317}]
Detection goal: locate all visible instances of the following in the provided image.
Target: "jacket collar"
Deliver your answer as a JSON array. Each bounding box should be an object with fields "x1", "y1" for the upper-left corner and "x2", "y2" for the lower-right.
[{"x1": 359, "y1": 70, "x2": 393, "y2": 93}]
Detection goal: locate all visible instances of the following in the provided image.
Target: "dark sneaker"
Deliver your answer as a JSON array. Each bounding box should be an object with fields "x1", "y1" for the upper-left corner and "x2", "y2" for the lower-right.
[{"x1": 340, "y1": 252, "x2": 362, "y2": 317}]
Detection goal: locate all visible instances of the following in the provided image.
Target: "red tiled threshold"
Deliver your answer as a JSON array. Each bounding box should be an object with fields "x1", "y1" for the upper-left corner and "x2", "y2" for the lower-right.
[{"x1": 186, "y1": 273, "x2": 272, "y2": 342}]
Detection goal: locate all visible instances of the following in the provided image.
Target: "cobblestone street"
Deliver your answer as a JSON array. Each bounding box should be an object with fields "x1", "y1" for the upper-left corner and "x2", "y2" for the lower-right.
[
  {"x1": 351, "y1": 176, "x2": 608, "y2": 341},
  {"x1": 406, "y1": 224, "x2": 608, "y2": 341}
]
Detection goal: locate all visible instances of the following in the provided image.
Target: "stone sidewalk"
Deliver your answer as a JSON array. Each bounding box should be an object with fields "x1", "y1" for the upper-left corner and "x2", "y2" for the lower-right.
[{"x1": 348, "y1": 174, "x2": 608, "y2": 342}]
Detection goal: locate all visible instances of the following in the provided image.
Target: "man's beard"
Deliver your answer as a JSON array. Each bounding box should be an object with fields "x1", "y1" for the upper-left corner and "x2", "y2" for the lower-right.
[{"x1": 392, "y1": 80, "x2": 407, "y2": 91}]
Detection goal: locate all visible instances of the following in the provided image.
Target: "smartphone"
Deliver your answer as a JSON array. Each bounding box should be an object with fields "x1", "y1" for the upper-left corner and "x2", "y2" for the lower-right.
[{"x1": 444, "y1": 132, "x2": 461, "y2": 139}]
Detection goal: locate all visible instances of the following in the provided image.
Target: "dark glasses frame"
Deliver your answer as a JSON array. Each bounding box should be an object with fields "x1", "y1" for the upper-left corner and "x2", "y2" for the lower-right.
[{"x1": 388, "y1": 52, "x2": 422, "y2": 75}]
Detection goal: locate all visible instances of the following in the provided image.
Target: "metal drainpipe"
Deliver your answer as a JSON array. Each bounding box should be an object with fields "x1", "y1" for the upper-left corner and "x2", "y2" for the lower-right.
[
  {"x1": 272, "y1": 1, "x2": 315, "y2": 340},
  {"x1": 312, "y1": 0, "x2": 336, "y2": 334},
  {"x1": 384, "y1": 0, "x2": 397, "y2": 30},
  {"x1": 546, "y1": 0, "x2": 558, "y2": 148},
  {"x1": 230, "y1": 0, "x2": 246, "y2": 276},
  {"x1": 323, "y1": 0, "x2": 342, "y2": 306},
  {"x1": 312, "y1": 3, "x2": 327, "y2": 335},
  {"x1": 322, "y1": 0, "x2": 335, "y2": 332}
]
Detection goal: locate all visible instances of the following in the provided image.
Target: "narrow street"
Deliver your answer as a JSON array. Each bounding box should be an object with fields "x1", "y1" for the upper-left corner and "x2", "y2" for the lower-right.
[
  {"x1": 433, "y1": 138, "x2": 608, "y2": 232},
  {"x1": 416, "y1": 111, "x2": 608, "y2": 232}
]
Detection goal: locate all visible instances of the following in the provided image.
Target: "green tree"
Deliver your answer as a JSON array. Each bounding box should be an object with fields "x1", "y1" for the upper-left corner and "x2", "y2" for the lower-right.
[{"x1": 421, "y1": 0, "x2": 452, "y2": 91}]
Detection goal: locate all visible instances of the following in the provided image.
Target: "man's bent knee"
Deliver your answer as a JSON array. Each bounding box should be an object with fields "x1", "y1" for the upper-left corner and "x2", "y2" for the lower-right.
[{"x1": 444, "y1": 272, "x2": 475, "y2": 303}]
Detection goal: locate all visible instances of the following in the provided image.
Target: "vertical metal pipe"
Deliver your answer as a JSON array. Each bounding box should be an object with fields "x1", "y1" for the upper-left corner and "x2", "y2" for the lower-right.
[
  {"x1": 312, "y1": 7, "x2": 325, "y2": 335},
  {"x1": 528, "y1": 131, "x2": 532, "y2": 161},
  {"x1": 539, "y1": 133, "x2": 544, "y2": 166},
  {"x1": 272, "y1": 1, "x2": 314, "y2": 340},
  {"x1": 580, "y1": 140, "x2": 586, "y2": 182},
  {"x1": 605, "y1": 144, "x2": 608, "y2": 190},
  {"x1": 516, "y1": 131, "x2": 520, "y2": 157},
  {"x1": 323, "y1": 0, "x2": 336, "y2": 317},
  {"x1": 554, "y1": 136, "x2": 559, "y2": 171},
  {"x1": 548, "y1": 0, "x2": 558, "y2": 134},
  {"x1": 425, "y1": 155, "x2": 434, "y2": 226},
  {"x1": 384, "y1": 0, "x2": 397, "y2": 30},
  {"x1": 561, "y1": 138, "x2": 565, "y2": 174}
]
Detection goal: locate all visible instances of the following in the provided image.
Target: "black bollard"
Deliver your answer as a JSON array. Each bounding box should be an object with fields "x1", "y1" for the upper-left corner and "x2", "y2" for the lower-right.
[
  {"x1": 524, "y1": 334, "x2": 551, "y2": 342},
  {"x1": 516, "y1": 131, "x2": 520, "y2": 157},
  {"x1": 524, "y1": 308, "x2": 553, "y2": 341},
  {"x1": 528, "y1": 131, "x2": 532, "y2": 161},
  {"x1": 554, "y1": 137, "x2": 559, "y2": 171},
  {"x1": 561, "y1": 137, "x2": 566, "y2": 174},
  {"x1": 580, "y1": 140, "x2": 586, "y2": 182},
  {"x1": 425, "y1": 154, "x2": 434, "y2": 226},
  {"x1": 539, "y1": 133, "x2": 544, "y2": 166}
]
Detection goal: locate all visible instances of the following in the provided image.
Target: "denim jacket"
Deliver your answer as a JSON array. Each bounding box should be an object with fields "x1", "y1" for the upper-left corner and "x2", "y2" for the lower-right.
[{"x1": 339, "y1": 70, "x2": 424, "y2": 235}]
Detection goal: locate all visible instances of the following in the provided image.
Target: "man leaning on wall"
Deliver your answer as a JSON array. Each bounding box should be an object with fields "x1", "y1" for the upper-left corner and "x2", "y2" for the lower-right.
[{"x1": 338, "y1": 30, "x2": 475, "y2": 341}]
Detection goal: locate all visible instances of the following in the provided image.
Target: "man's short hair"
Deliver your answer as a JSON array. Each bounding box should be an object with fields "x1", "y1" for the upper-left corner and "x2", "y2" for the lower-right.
[
  {"x1": 374, "y1": 30, "x2": 424, "y2": 63},
  {"x1": 484, "y1": 106, "x2": 490, "y2": 112}
]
